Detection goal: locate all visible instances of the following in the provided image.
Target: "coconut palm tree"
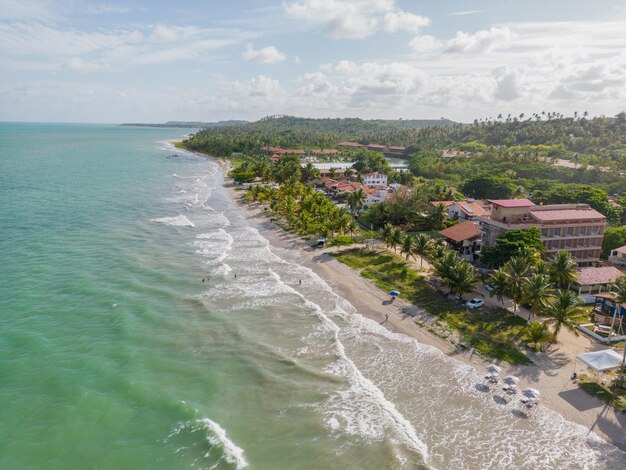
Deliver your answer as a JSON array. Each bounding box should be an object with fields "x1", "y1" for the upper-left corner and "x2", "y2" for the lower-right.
[
  {"x1": 412, "y1": 233, "x2": 432, "y2": 268},
  {"x1": 502, "y1": 255, "x2": 533, "y2": 316},
  {"x1": 389, "y1": 227, "x2": 404, "y2": 252},
  {"x1": 381, "y1": 223, "x2": 394, "y2": 248},
  {"x1": 548, "y1": 251, "x2": 578, "y2": 289},
  {"x1": 524, "y1": 321, "x2": 552, "y2": 352},
  {"x1": 488, "y1": 269, "x2": 509, "y2": 305},
  {"x1": 523, "y1": 273, "x2": 554, "y2": 321},
  {"x1": 347, "y1": 189, "x2": 367, "y2": 215},
  {"x1": 450, "y1": 260, "x2": 480, "y2": 300},
  {"x1": 541, "y1": 290, "x2": 586, "y2": 342},
  {"x1": 400, "y1": 234, "x2": 415, "y2": 260}
]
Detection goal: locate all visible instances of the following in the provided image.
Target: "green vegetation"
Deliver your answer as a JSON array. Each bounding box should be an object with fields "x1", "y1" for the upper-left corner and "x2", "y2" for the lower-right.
[
  {"x1": 481, "y1": 227, "x2": 544, "y2": 268},
  {"x1": 578, "y1": 374, "x2": 626, "y2": 413},
  {"x1": 245, "y1": 181, "x2": 357, "y2": 240},
  {"x1": 602, "y1": 226, "x2": 626, "y2": 258},
  {"x1": 333, "y1": 248, "x2": 532, "y2": 365}
]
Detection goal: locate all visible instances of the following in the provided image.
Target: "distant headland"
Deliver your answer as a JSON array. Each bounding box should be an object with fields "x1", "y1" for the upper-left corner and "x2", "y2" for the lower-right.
[{"x1": 120, "y1": 120, "x2": 249, "y2": 128}]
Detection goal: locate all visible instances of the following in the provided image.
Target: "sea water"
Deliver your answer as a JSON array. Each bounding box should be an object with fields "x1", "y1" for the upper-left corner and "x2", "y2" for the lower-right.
[{"x1": 0, "y1": 123, "x2": 623, "y2": 469}]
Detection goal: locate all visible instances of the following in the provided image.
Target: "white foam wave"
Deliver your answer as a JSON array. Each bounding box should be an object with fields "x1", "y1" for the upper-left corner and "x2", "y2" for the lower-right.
[
  {"x1": 168, "y1": 418, "x2": 248, "y2": 469},
  {"x1": 266, "y1": 267, "x2": 429, "y2": 460},
  {"x1": 197, "y1": 418, "x2": 248, "y2": 469},
  {"x1": 151, "y1": 215, "x2": 195, "y2": 227}
]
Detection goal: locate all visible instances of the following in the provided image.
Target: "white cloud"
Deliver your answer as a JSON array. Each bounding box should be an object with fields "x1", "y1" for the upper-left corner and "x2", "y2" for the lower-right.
[
  {"x1": 85, "y1": 4, "x2": 130, "y2": 15},
  {"x1": 493, "y1": 67, "x2": 522, "y2": 101},
  {"x1": 242, "y1": 43, "x2": 286, "y2": 64},
  {"x1": 450, "y1": 10, "x2": 483, "y2": 16},
  {"x1": 408, "y1": 35, "x2": 442, "y2": 54},
  {"x1": 0, "y1": 22, "x2": 249, "y2": 71},
  {"x1": 283, "y1": 0, "x2": 430, "y2": 39},
  {"x1": 446, "y1": 27, "x2": 516, "y2": 53}
]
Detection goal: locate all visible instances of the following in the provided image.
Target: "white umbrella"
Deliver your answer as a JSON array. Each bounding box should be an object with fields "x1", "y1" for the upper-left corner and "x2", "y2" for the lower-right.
[
  {"x1": 486, "y1": 364, "x2": 502, "y2": 375},
  {"x1": 503, "y1": 376, "x2": 519, "y2": 385},
  {"x1": 521, "y1": 388, "x2": 540, "y2": 399}
]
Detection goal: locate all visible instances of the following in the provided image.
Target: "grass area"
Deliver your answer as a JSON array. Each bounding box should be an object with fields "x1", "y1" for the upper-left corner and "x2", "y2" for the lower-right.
[
  {"x1": 333, "y1": 248, "x2": 533, "y2": 365},
  {"x1": 578, "y1": 374, "x2": 626, "y2": 412}
]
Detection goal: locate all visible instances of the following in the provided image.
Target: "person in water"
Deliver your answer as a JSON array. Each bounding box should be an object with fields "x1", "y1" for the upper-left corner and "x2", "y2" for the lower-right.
[{"x1": 299, "y1": 280, "x2": 302, "y2": 285}]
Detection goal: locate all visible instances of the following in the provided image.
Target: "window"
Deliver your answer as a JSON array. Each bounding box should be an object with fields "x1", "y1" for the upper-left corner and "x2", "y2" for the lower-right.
[
  {"x1": 567, "y1": 227, "x2": 574, "y2": 236},
  {"x1": 591, "y1": 226, "x2": 599, "y2": 234},
  {"x1": 554, "y1": 227, "x2": 561, "y2": 236}
]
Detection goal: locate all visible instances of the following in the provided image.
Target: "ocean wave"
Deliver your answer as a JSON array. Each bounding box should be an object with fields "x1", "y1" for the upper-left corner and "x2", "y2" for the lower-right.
[
  {"x1": 169, "y1": 418, "x2": 248, "y2": 469},
  {"x1": 151, "y1": 215, "x2": 195, "y2": 227}
]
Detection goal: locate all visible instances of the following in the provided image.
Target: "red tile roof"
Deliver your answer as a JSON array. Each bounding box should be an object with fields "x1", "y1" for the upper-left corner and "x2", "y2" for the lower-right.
[
  {"x1": 432, "y1": 200, "x2": 488, "y2": 217},
  {"x1": 438, "y1": 221, "x2": 481, "y2": 243},
  {"x1": 613, "y1": 245, "x2": 626, "y2": 255},
  {"x1": 337, "y1": 142, "x2": 365, "y2": 148},
  {"x1": 575, "y1": 267, "x2": 624, "y2": 286},
  {"x1": 529, "y1": 208, "x2": 605, "y2": 222},
  {"x1": 488, "y1": 198, "x2": 535, "y2": 208}
]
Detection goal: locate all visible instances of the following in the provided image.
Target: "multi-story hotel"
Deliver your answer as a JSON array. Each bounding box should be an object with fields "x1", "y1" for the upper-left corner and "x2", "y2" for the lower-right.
[{"x1": 478, "y1": 199, "x2": 607, "y2": 267}]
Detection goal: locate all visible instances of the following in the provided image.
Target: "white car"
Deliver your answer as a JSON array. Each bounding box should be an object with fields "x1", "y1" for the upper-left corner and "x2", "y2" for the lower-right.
[{"x1": 466, "y1": 298, "x2": 485, "y2": 309}]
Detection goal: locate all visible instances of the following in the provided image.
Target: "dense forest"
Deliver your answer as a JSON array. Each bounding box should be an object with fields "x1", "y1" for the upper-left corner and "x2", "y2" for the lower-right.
[
  {"x1": 182, "y1": 113, "x2": 626, "y2": 229},
  {"x1": 182, "y1": 115, "x2": 456, "y2": 156}
]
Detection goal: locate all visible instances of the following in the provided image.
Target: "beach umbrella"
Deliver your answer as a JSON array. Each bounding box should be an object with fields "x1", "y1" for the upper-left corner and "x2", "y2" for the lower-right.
[
  {"x1": 486, "y1": 364, "x2": 502, "y2": 375},
  {"x1": 503, "y1": 375, "x2": 519, "y2": 385},
  {"x1": 389, "y1": 290, "x2": 400, "y2": 297},
  {"x1": 521, "y1": 388, "x2": 540, "y2": 399}
]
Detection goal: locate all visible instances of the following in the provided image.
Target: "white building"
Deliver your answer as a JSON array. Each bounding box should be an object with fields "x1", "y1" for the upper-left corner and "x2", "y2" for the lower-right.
[
  {"x1": 362, "y1": 172, "x2": 387, "y2": 186},
  {"x1": 608, "y1": 245, "x2": 626, "y2": 268}
]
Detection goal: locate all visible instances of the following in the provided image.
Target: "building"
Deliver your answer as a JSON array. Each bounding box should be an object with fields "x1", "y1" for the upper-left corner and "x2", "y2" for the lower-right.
[
  {"x1": 367, "y1": 144, "x2": 387, "y2": 152},
  {"x1": 572, "y1": 267, "x2": 624, "y2": 296},
  {"x1": 478, "y1": 199, "x2": 607, "y2": 267},
  {"x1": 438, "y1": 221, "x2": 482, "y2": 259},
  {"x1": 431, "y1": 199, "x2": 489, "y2": 221},
  {"x1": 364, "y1": 186, "x2": 389, "y2": 207},
  {"x1": 361, "y1": 172, "x2": 388, "y2": 186},
  {"x1": 337, "y1": 141, "x2": 365, "y2": 149},
  {"x1": 608, "y1": 245, "x2": 626, "y2": 268}
]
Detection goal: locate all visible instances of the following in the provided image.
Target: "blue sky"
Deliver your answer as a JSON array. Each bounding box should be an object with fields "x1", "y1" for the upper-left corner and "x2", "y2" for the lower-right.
[{"x1": 1, "y1": 0, "x2": 626, "y2": 123}]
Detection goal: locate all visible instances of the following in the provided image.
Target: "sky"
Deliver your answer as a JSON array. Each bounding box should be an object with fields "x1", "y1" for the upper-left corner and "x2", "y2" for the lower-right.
[{"x1": 2, "y1": 0, "x2": 626, "y2": 123}]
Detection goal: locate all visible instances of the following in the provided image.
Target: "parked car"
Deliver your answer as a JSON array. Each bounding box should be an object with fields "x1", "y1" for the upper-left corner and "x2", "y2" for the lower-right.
[
  {"x1": 466, "y1": 298, "x2": 485, "y2": 309},
  {"x1": 484, "y1": 283, "x2": 495, "y2": 293}
]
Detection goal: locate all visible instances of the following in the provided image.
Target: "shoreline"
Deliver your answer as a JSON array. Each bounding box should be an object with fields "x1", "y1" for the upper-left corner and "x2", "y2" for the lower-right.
[{"x1": 174, "y1": 142, "x2": 625, "y2": 451}]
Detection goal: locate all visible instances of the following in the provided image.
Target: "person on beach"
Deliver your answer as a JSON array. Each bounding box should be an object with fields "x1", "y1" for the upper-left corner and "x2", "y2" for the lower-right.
[{"x1": 385, "y1": 313, "x2": 389, "y2": 322}]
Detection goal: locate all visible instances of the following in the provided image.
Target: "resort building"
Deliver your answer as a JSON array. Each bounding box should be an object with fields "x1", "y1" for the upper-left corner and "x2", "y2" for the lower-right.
[
  {"x1": 367, "y1": 144, "x2": 387, "y2": 152},
  {"x1": 477, "y1": 199, "x2": 607, "y2": 267},
  {"x1": 364, "y1": 186, "x2": 389, "y2": 207},
  {"x1": 361, "y1": 172, "x2": 388, "y2": 186},
  {"x1": 337, "y1": 141, "x2": 365, "y2": 149},
  {"x1": 572, "y1": 266, "x2": 624, "y2": 297},
  {"x1": 608, "y1": 245, "x2": 626, "y2": 268},
  {"x1": 438, "y1": 221, "x2": 481, "y2": 260},
  {"x1": 431, "y1": 199, "x2": 490, "y2": 221}
]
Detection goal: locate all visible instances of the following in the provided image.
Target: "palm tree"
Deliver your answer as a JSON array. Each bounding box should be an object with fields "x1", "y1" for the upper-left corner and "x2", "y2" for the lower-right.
[
  {"x1": 412, "y1": 233, "x2": 432, "y2": 268},
  {"x1": 522, "y1": 273, "x2": 554, "y2": 321},
  {"x1": 400, "y1": 234, "x2": 415, "y2": 260},
  {"x1": 548, "y1": 251, "x2": 578, "y2": 289},
  {"x1": 347, "y1": 189, "x2": 367, "y2": 215},
  {"x1": 502, "y1": 255, "x2": 533, "y2": 316},
  {"x1": 488, "y1": 269, "x2": 509, "y2": 305},
  {"x1": 381, "y1": 223, "x2": 394, "y2": 248},
  {"x1": 450, "y1": 260, "x2": 480, "y2": 300},
  {"x1": 524, "y1": 321, "x2": 552, "y2": 352},
  {"x1": 389, "y1": 227, "x2": 403, "y2": 252},
  {"x1": 541, "y1": 290, "x2": 586, "y2": 342}
]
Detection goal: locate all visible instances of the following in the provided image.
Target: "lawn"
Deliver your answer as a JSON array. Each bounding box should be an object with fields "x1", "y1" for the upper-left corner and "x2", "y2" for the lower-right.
[
  {"x1": 334, "y1": 248, "x2": 533, "y2": 365},
  {"x1": 578, "y1": 374, "x2": 626, "y2": 413}
]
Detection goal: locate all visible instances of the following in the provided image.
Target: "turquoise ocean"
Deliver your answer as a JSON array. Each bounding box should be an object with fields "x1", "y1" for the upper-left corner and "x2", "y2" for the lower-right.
[{"x1": 0, "y1": 123, "x2": 624, "y2": 469}]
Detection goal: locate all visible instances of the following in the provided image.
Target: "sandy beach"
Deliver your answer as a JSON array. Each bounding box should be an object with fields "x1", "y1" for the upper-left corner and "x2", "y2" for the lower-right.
[{"x1": 211, "y1": 161, "x2": 626, "y2": 452}]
